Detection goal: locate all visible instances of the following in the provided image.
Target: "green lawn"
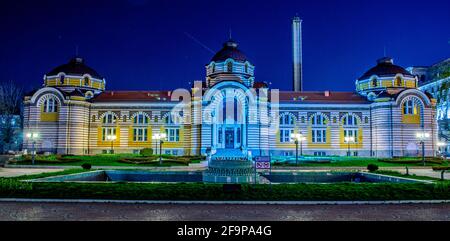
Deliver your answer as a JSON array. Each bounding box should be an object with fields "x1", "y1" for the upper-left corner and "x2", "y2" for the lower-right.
[
  {"x1": 373, "y1": 170, "x2": 442, "y2": 181},
  {"x1": 12, "y1": 169, "x2": 91, "y2": 180},
  {"x1": 10, "y1": 154, "x2": 202, "y2": 167},
  {"x1": 274, "y1": 156, "x2": 448, "y2": 167},
  {"x1": 1, "y1": 178, "x2": 449, "y2": 201}
]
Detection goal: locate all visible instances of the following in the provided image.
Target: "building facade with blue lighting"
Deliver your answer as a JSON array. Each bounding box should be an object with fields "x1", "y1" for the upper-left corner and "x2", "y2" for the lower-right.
[{"x1": 22, "y1": 39, "x2": 438, "y2": 158}]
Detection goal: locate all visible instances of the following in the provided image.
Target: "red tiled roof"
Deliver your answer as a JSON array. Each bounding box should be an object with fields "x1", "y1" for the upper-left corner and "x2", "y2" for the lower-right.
[
  {"x1": 253, "y1": 81, "x2": 268, "y2": 89},
  {"x1": 92, "y1": 91, "x2": 178, "y2": 102},
  {"x1": 92, "y1": 90, "x2": 368, "y2": 104},
  {"x1": 276, "y1": 91, "x2": 368, "y2": 104}
]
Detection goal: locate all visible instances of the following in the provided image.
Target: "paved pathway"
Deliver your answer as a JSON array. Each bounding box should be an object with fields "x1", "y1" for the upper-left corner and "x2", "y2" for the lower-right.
[
  {"x1": 0, "y1": 202, "x2": 449, "y2": 221},
  {"x1": 0, "y1": 168, "x2": 64, "y2": 178},
  {"x1": 393, "y1": 168, "x2": 450, "y2": 180}
]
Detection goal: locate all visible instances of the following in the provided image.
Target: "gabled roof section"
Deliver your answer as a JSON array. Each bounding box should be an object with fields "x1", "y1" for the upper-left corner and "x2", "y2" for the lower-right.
[
  {"x1": 91, "y1": 91, "x2": 179, "y2": 103},
  {"x1": 276, "y1": 91, "x2": 369, "y2": 104}
]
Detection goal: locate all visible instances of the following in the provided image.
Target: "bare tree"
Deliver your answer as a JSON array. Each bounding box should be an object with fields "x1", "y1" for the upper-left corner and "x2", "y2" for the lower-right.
[
  {"x1": 0, "y1": 80, "x2": 24, "y2": 154},
  {"x1": 0, "y1": 80, "x2": 23, "y2": 115}
]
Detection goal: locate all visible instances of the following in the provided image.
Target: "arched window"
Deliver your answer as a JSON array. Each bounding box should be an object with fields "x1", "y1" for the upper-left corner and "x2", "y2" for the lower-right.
[
  {"x1": 279, "y1": 114, "x2": 294, "y2": 125},
  {"x1": 59, "y1": 75, "x2": 65, "y2": 85},
  {"x1": 311, "y1": 114, "x2": 326, "y2": 126},
  {"x1": 343, "y1": 114, "x2": 358, "y2": 126},
  {"x1": 279, "y1": 113, "x2": 294, "y2": 143},
  {"x1": 84, "y1": 77, "x2": 90, "y2": 86},
  {"x1": 342, "y1": 114, "x2": 359, "y2": 145},
  {"x1": 311, "y1": 114, "x2": 327, "y2": 143},
  {"x1": 132, "y1": 113, "x2": 148, "y2": 142},
  {"x1": 212, "y1": 63, "x2": 216, "y2": 73},
  {"x1": 395, "y1": 77, "x2": 403, "y2": 86},
  {"x1": 227, "y1": 61, "x2": 233, "y2": 72},
  {"x1": 244, "y1": 63, "x2": 248, "y2": 73},
  {"x1": 372, "y1": 78, "x2": 378, "y2": 87},
  {"x1": 403, "y1": 100, "x2": 419, "y2": 115},
  {"x1": 43, "y1": 97, "x2": 58, "y2": 113},
  {"x1": 134, "y1": 113, "x2": 149, "y2": 125},
  {"x1": 221, "y1": 97, "x2": 239, "y2": 122},
  {"x1": 102, "y1": 112, "x2": 117, "y2": 124},
  {"x1": 85, "y1": 91, "x2": 94, "y2": 99},
  {"x1": 165, "y1": 114, "x2": 174, "y2": 124}
]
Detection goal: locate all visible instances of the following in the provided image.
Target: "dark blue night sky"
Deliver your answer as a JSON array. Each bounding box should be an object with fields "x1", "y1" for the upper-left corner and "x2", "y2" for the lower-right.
[{"x1": 1, "y1": 0, "x2": 449, "y2": 92}]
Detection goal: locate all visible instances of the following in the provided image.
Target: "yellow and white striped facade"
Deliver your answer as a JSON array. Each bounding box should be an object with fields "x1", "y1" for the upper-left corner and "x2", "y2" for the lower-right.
[{"x1": 22, "y1": 48, "x2": 438, "y2": 158}]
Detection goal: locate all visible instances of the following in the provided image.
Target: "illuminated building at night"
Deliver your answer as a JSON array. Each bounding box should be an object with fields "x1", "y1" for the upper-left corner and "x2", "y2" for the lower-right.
[{"x1": 22, "y1": 37, "x2": 438, "y2": 158}]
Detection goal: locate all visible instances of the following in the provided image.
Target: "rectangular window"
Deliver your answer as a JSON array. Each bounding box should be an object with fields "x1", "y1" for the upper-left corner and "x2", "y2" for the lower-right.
[
  {"x1": 236, "y1": 127, "x2": 241, "y2": 144},
  {"x1": 218, "y1": 127, "x2": 222, "y2": 144},
  {"x1": 102, "y1": 127, "x2": 116, "y2": 141},
  {"x1": 314, "y1": 152, "x2": 326, "y2": 156},
  {"x1": 165, "y1": 128, "x2": 180, "y2": 142},
  {"x1": 312, "y1": 129, "x2": 327, "y2": 143},
  {"x1": 344, "y1": 129, "x2": 358, "y2": 143},
  {"x1": 133, "y1": 128, "x2": 147, "y2": 142},
  {"x1": 280, "y1": 129, "x2": 293, "y2": 143}
]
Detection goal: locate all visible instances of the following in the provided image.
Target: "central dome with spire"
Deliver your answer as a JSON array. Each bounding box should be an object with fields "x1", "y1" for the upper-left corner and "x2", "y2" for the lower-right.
[
  {"x1": 211, "y1": 39, "x2": 248, "y2": 63},
  {"x1": 205, "y1": 38, "x2": 255, "y2": 88}
]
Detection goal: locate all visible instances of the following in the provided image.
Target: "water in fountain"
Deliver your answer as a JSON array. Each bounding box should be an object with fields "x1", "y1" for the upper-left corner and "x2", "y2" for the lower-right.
[{"x1": 202, "y1": 149, "x2": 255, "y2": 183}]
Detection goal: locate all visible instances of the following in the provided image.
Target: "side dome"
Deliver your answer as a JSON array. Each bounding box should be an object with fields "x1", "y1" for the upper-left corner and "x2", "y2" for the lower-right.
[
  {"x1": 43, "y1": 57, "x2": 106, "y2": 94},
  {"x1": 47, "y1": 57, "x2": 103, "y2": 79},
  {"x1": 211, "y1": 39, "x2": 248, "y2": 63},
  {"x1": 358, "y1": 57, "x2": 414, "y2": 80},
  {"x1": 356, "y1": 57, "x2": 418, "y2": 98}
]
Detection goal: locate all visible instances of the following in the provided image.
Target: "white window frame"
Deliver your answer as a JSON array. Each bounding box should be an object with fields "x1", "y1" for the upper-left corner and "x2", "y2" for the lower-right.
[
  {"x1": 134, "y1": 113, "x2": 148, "y2": 125},
  {"x1": 102, "y1": 127, "x2": 116, "y2": 141},
  {"x1": 403, "y1": 100, "x2": 418, "y2": 115},
  {"x1": 280, "y1": 114, "x2": 294, "y2": 125},
  {"x1": 343, "y1": 115, "x2": 358, "y2": 126},
  {"x1": 344, "y1": 129, "x2": 358, "y2": 143},
  {"x1": 133, "y1": 128, "x2": 147, "y2": 142},
  {"x1": 280, "y1": 129, "x2": 293, "y2": 143},
  {"x1": 103, "y1": 113, "x2": 116, "y2": 124},
  {"x1": 165, "y1": 128, "x2": 180, "y2": 142},
  {"x1": 43, "y1": 98, "x2": 57, "y2": 113},
  {"x1": 311, "y1": 129, "x2": 327, "y2": 143},
  {"x1": 311, "y1": 114, "x2": 325, "y2": 126}
]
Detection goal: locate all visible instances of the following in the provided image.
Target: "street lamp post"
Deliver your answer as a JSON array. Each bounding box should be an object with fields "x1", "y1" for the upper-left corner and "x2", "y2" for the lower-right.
[
  {"x1": 106, "y1": 135, "x2": 117, "y2": 154},
  {"x1": 152, "y1": 134, "x2": 159, "y2": 156},
  {"x1": 291, "y1": 133, "x2": 306, "y2": 166},
  {"x1": 26, "y1": 132, "x2": 39, "y2": 165},
  {"x1": 300, "y1": 137, "x2": 305, "y2": 156},
  {"x1": 152, "y1": 133, "x2": 167, "y2": 165},
  {"x1": 344, "y1": 136, "x2": 355, "y2": 157},
  {"x1": 294, "y1": 139, "x2": 299, "y2": 165},
  {"x1": 159, "y1": 133, "x2": 167, "y2": 165},
  {"x1": 416, "y1": 132, "x2": 430, "y2": 166}
]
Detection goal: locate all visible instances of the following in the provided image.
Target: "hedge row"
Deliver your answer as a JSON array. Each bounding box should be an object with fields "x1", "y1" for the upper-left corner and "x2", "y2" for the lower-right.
[
  {"x1": 379, "y1": 158, "x2": 445, "y2": 164},
  {"x1": 0, "y1": 180, "x2": 449, "y2": 201}
]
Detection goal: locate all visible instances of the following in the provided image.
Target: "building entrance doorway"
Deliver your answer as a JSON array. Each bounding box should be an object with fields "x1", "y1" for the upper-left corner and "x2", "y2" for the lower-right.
[{"x1": 225, "y1": 128, "x2": 235, "y2": 148}]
